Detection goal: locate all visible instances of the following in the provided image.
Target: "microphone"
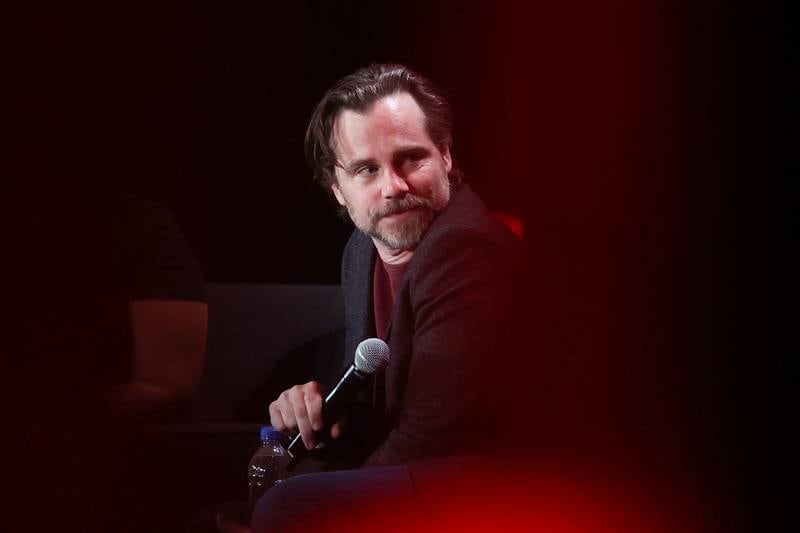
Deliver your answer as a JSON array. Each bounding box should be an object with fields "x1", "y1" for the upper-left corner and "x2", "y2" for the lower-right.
[{"x1": 286, "y1": 338, "x2": 390, "y2": 465}]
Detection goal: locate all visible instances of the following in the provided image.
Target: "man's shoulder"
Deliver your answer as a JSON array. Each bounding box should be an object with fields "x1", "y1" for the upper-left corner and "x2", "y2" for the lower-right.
[
  {"x1": 341, "y1": 229, "x2": 374, "y2": 283},
  {"x1": 417, "y1": 184, "x2": 521, "y2": 257},
  {"x1": 343, "y1": 228, "x2": 373, "y2": 257},
  {"x1": 399, "y1": 185, "x2": 525, "y2": 302},
  {"x1": 343, "y1": 227, "x2": 372, "y2": 255}
]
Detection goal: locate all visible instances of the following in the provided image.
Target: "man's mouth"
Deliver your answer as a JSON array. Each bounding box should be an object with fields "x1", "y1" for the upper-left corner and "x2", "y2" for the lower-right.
[{"x1": 382, "y1": 206, "x2": 424, "y2": 220}]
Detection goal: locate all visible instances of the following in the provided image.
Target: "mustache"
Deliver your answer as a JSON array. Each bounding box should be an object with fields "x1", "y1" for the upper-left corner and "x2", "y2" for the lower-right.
[{"x1": 371, "y1": 195, "x2": 434, "y2": 220}]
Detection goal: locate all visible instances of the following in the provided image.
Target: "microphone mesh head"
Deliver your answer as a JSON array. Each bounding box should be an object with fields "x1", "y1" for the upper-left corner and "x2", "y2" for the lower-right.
[{"x1": 354, "y1": 338, "x2": 390, "y2": 375}]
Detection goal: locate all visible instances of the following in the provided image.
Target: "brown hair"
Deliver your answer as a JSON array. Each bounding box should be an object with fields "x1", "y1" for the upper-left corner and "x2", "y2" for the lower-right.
[{"x1": 304, "y1": 63, "x2": 462, "y2": 189}]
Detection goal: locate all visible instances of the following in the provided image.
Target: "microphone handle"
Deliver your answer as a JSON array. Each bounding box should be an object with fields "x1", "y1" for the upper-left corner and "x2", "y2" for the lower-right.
[{"x1": 286, "y1": 365, "x2": 368, "y2": 462}]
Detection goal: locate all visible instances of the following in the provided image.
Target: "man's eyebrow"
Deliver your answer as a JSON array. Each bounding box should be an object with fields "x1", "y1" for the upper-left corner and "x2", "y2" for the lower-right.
[
  {"x1": 394, "y1": 146, "x2": 431, "y2": 159},
  {"x1": 393, "y1": 145, "x2": 431, "y2": 161},
  {"x1": 342, "y1": 158, "x2": 376, "y2": 175}
]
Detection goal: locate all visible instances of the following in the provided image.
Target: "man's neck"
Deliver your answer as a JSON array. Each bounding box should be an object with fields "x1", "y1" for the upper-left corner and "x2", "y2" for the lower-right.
[{"x1": 372, "y1": 239, "x2": 414, "y2": 266}]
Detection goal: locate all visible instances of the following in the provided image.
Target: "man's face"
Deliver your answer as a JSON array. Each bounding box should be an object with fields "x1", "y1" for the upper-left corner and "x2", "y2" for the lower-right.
[{"x1": 330, "y1": 92, "x2": 453, "y2": 253}]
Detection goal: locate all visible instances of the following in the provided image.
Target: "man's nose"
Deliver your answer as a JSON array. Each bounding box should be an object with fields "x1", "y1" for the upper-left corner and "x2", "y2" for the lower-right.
[{"x1": 381, "y1": 169, "x2": 409, "y2": 199}]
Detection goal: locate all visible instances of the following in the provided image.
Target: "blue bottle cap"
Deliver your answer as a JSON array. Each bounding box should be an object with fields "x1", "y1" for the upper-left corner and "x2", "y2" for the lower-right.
[{"x1": 260, "y1": 425, "x2": 284, "y2": 442}]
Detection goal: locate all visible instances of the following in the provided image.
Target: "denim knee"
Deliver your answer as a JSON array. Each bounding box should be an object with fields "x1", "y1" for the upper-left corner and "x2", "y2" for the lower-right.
[{"x1": 251, "y1": 474, "x2": 323, "y2": 532}]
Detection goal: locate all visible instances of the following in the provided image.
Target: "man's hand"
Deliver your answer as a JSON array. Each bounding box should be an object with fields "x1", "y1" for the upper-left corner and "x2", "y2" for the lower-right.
[{"x1": 268, "y1": 381, "x2": 346, "y2": 449}]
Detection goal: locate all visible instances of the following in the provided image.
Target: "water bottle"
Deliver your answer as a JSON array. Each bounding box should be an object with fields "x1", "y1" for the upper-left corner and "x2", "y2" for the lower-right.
[{"x1": 248, "y1": 425, "x2": 289, "y2": 503}]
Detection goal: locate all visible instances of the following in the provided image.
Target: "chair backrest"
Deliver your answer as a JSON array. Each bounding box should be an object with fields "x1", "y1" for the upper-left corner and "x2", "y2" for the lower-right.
[{"x1": 191, "y1": 283, "x2": 344, "y2": 422}]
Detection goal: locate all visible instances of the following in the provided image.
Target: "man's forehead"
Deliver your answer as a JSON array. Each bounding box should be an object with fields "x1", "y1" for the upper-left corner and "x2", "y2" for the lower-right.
[{"x1": 331, "y1": 93, "x2": 429, "y2": 161}]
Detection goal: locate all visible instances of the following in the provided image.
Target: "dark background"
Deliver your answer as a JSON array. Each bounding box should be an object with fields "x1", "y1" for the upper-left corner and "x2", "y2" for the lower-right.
[
  {"x1": 8, "y1": 0, "x2": 723, "y2": 284},
  {"x1": 7, "y1": 0, "x2": 766, "y2": 531}
]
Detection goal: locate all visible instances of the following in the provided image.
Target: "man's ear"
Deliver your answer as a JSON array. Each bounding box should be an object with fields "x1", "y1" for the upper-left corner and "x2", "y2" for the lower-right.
[
  {"x1": 331, "y1": 182, "x2": 346, "y2": 206},
  {"x1": 441, "y1": 146, "x2": 453, "y2": 174}
]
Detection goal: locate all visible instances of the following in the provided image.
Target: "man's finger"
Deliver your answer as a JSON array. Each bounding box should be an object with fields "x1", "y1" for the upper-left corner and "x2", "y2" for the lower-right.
[
  {"x1": 305, "y1": 389, "x2": 324, "y2": 432},
  {"x1": 278, "y1": 388, "x2": 303, "y2": 428},
  {"x1": 330, "y1": 412, "x2": 349, "y2": 439},
  {"x1": 268, "y1": 402, "x2": 286, "y2": 431},
  {"x1": 291, "y1": 396, "x2": 315, "y2": 449}
]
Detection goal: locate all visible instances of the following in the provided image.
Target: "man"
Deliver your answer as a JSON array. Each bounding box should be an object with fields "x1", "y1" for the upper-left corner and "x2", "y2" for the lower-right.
[{"x1": 226, "y1": 64, "x2": 525, "y2": 532}]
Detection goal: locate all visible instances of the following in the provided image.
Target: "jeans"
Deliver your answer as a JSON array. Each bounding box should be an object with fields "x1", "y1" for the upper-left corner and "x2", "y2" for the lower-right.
[{"x1": 251, "y1": 465, "x2": 415, "y2": 532}]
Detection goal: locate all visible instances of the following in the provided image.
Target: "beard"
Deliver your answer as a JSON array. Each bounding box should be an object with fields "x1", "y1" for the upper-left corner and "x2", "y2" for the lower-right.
[{"x1": 348, "y1": 181, "x2": 451, "y2": 251}]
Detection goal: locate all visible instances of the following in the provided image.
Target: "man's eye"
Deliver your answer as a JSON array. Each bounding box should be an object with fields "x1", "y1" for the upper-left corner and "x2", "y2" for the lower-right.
[{"x1": 358, "y1": 165, "x2": 379, "y2": 175}]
